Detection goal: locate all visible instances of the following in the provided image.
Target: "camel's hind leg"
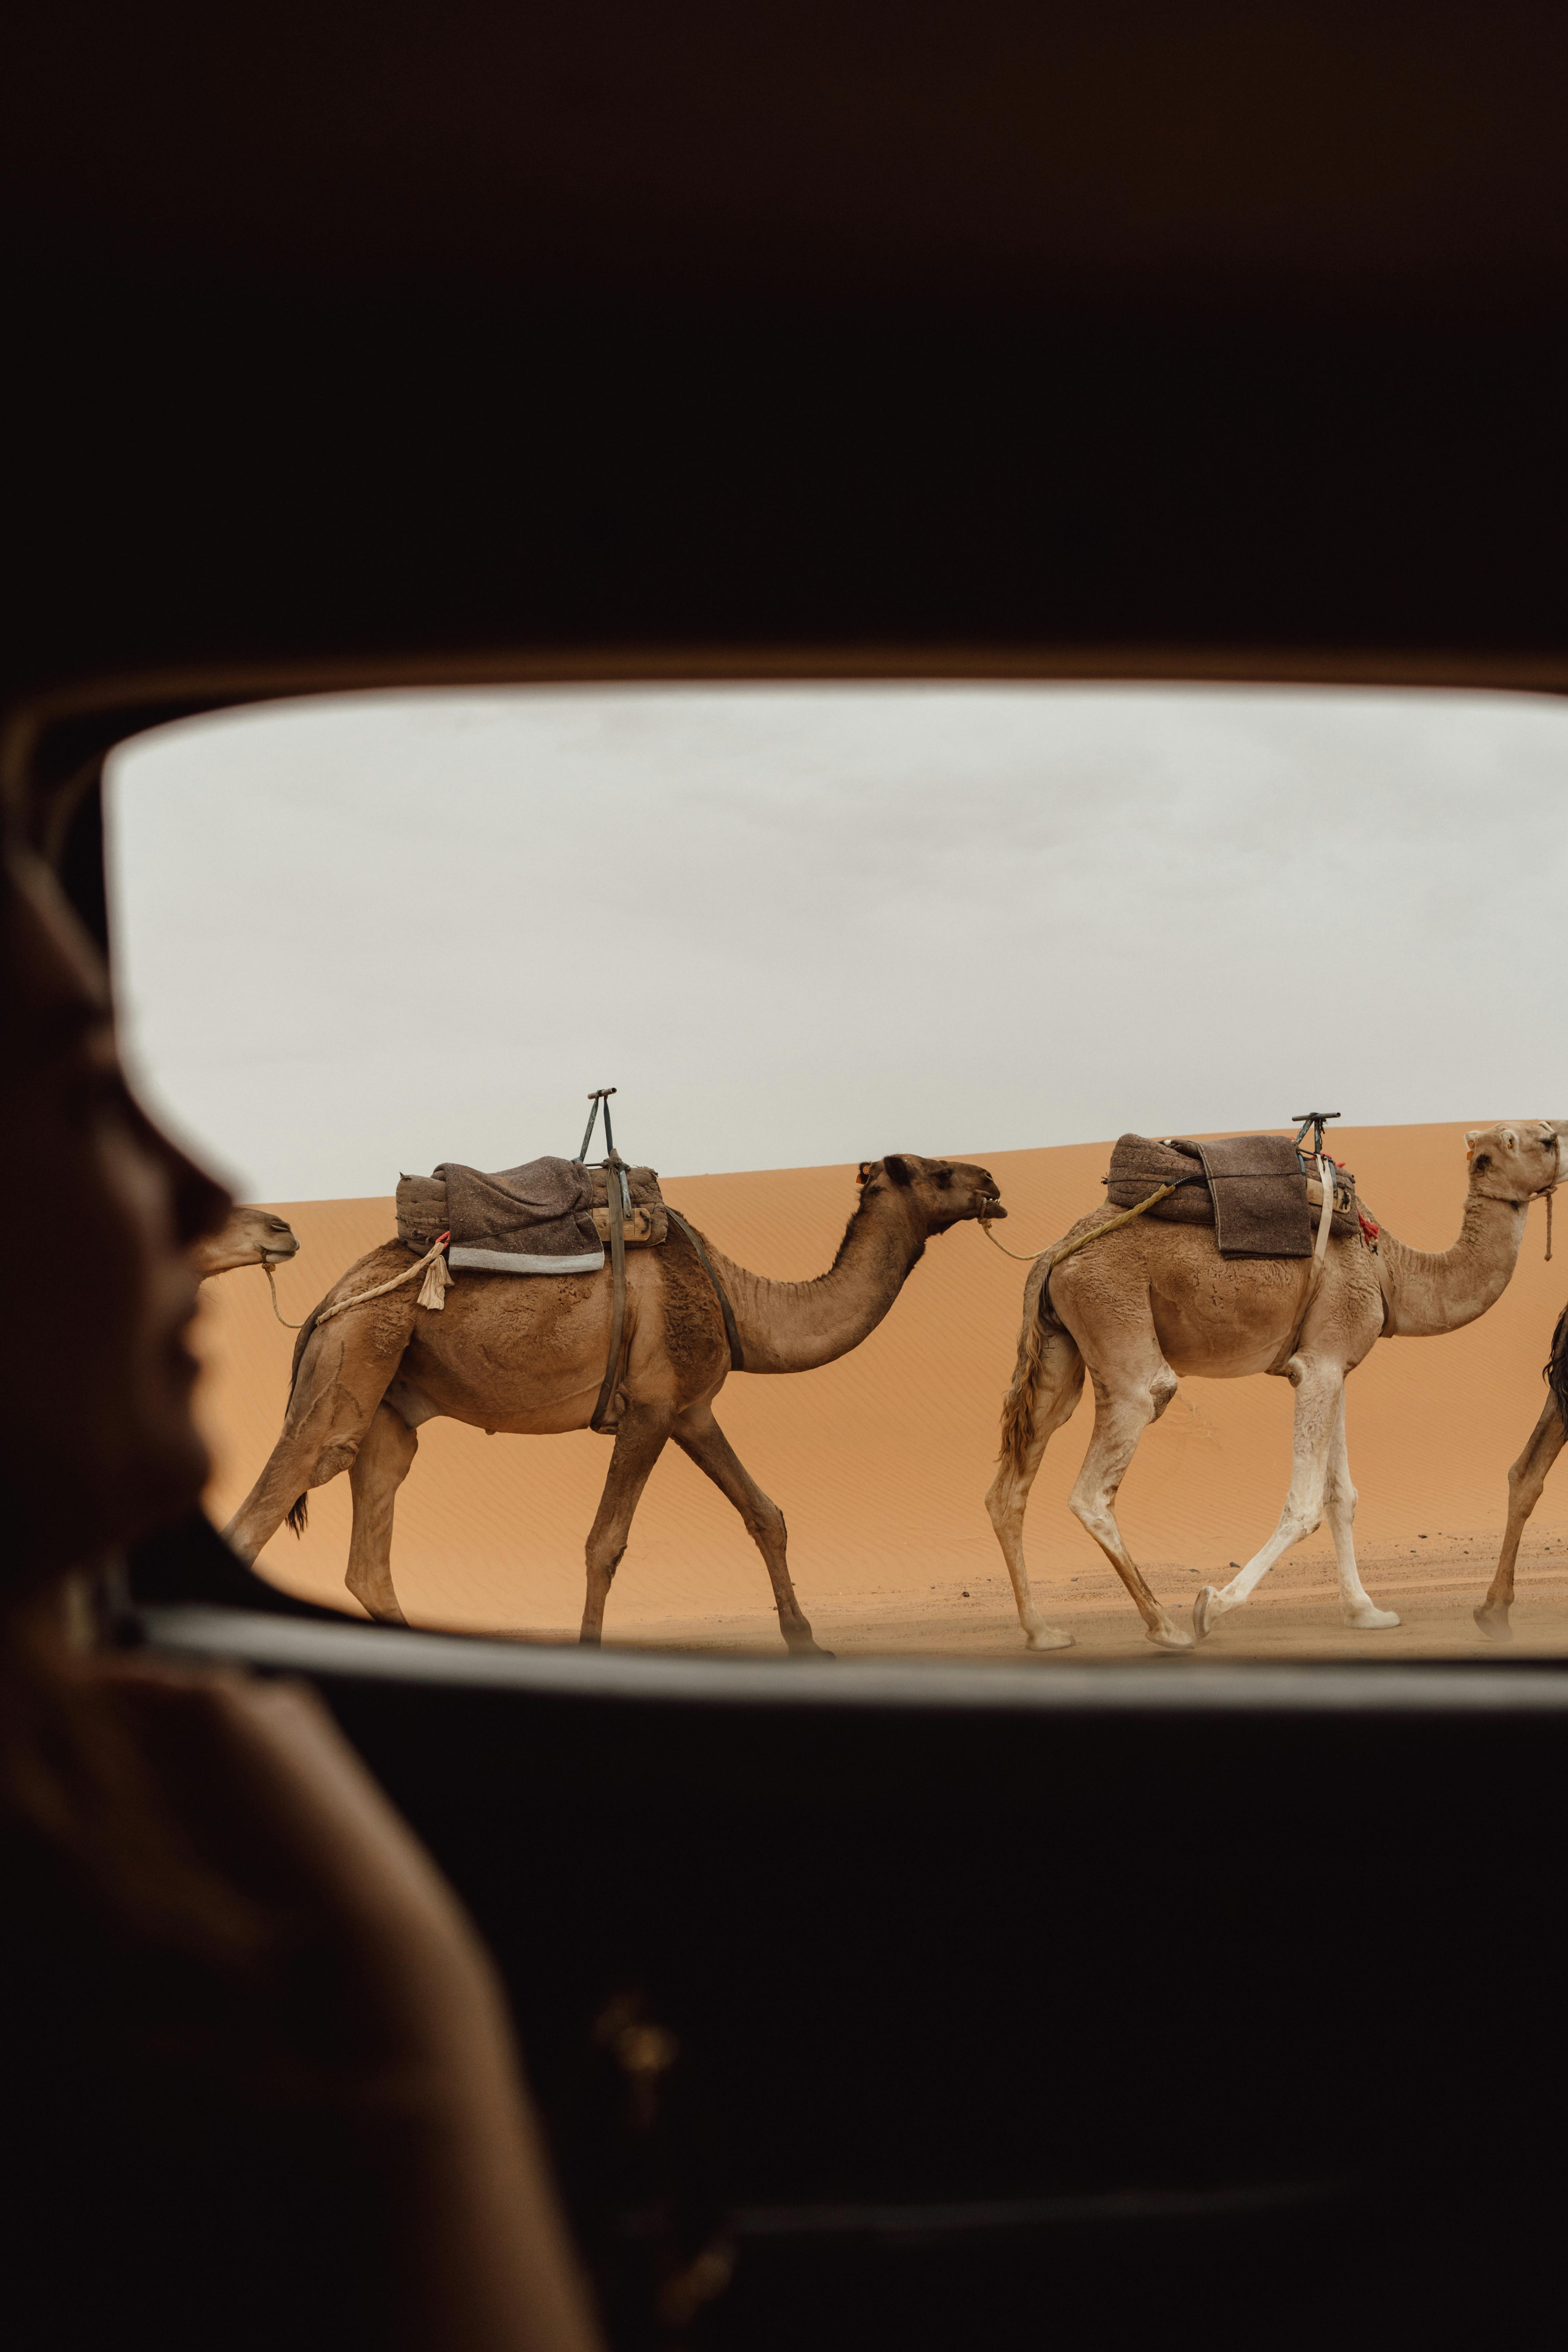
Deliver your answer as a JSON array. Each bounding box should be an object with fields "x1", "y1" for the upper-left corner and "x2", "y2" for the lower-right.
[
  {"x1": 672, "y1": 1401, "x2": 825, "y2": 1657},
  {"x1": 580, "y1": 1400, "x2": 677, "y2": 1646},
  {"x1": 1068, "y1": 1358, "x2": 1194, "y2": 1653},
  {"x1": 224, "y1": 1309, "x2": 411, "y2": 1563},
  {"x1": 345, "y1": 1403, "x2": 418, "y2": 1626},
  {"x1": 1193, "y1": 1357, "x2": 1363, "y2": 1641},
  {"x1": 1476, "y1": 1397, "x2": 1566, "y2": 1642},
  {"x1": 985, "y1": 1317, "x2": 1087, "y2": 1652}
]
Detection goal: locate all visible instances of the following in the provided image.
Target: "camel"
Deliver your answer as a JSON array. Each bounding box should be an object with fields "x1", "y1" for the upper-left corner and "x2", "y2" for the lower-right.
[
  {"x1": 1474, "y1": 1298, "x2": 1568, "y2": 1640},
  {"x1": 986, "y1": 1121, "x2": 1563, "y2": 1654},
  {"x1": 223, "y1": 1154, "x2": 1005, "y2": 1649},
  {"x1": 192, "y1": 1205, "x2": 301, "y2": 1279}
]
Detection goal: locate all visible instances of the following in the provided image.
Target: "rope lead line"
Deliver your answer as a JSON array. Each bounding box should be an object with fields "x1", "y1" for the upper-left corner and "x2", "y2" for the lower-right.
[
  {"x1": 262, "y1": 1260, "x2": 310, "y2": 1329},
  {"x1": 311, "y1": 1232, "x2": 452, "y2": 1329},
  {"x1": 978, "y1": 1182, "x2": 1181, "y2": 1267}
]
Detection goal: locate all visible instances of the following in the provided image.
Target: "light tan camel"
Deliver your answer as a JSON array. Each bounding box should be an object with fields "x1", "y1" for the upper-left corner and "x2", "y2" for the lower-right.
[
  {"x1": 1475, "y1": 1296, "x2": 1568, "y2": 1640},
  {"x1": 224, "y1": 1154, "x2": 1004, "y2": 1649},
  {"x1": 986, "y1": 1122, "x2": 1562, "y2": 1654},
  {"x1": 192, "y1": 1205, "x2": 301, "y2": 1278}
]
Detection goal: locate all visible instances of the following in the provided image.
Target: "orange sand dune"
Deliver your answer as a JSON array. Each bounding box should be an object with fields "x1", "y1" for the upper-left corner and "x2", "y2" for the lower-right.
[{"x1": 196, "y1": 1125, "x2": 1568, "y2": 1657}]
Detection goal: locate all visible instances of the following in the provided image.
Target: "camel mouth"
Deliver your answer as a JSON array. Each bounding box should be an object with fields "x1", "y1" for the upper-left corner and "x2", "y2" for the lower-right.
[
  {"x1": 261, "y1": 1243, "x2": 300, "y2": 1262},
  {"x1": 980, "y1": 1197, "x2": 1007, "y2": 1220}
]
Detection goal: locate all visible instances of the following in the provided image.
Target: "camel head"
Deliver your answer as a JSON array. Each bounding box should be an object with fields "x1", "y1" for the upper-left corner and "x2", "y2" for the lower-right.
[
  {"x1": 192, "y1": 1206, "x2": 302, "y2": 1280},
  {"x1": 1462, "y1": 1121, "x2": 1562, "y2": 1205},
  {"x1": 855, "y1": 1153, "x2": 1006, "y2": 1233}
]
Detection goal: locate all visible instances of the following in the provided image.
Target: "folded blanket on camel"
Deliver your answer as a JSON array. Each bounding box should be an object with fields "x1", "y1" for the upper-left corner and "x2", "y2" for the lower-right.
[
  {"x1": 397, "y1": 1160, "x2": 667, "y2": 1270},
  {"x1": 439, "y1": 1156, "x2": 605, "y2": 1274},
  {"x1": 1104, "y1": 1133, "x2": 1357, "y2": 1258}
]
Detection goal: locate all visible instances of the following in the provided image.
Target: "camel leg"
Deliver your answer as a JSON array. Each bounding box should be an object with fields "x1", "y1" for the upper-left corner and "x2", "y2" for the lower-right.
[
  {"x1": 1067, "y1": 1360, "x2": 1194, "y2": 1653},
  {"x1": 1321, "y1": 1389, "x2": 1399, "y2": 1631},
  {"x1": 672, "y1": 1402, "x2": 826, "y2": 1656},
  {"x1": 1194, "y1": 1359, "x2": 1354, "y2": 1640},
  {"x1": 224, "y1": 1316, "x2": 409, "y2": 1562},
  {"x1": 224, "y1": 1380, "x2": 380, "y2": 1562},
  {"x1": 1476, "y1": 1397, "x2": 1566, "y2": 1642},
  {"x1": 344, "y1": 1402, "x2": 418, "y2": 1626},
  {"x1": 580, "y1": 1401, "x2": 677, "y2": 1646},
  {"x1": 984, "y1": 1322, "x2": 1086, "y2": 1652}
]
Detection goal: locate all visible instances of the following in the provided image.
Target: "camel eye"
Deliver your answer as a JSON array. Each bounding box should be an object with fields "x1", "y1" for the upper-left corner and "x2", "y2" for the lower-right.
[{"x1": 937, "y1": 1170, "x2": 952, "y2": 1189}]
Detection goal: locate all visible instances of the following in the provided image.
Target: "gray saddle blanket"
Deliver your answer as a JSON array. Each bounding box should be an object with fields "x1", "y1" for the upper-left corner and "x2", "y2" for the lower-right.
[
  {"x1": 1105, "y1": 1133, "x2": 1356, "y2": 1259},
  {"x1": 398, "y1": 1160, "x2": 666, "y2": 1272}
]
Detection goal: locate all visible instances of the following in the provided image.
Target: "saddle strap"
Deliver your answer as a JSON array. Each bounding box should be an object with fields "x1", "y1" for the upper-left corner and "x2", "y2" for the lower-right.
[
  {"x1": 590, "y1": 1153, "x2": 632, "y2": 1431},
  {"x1": 1267, "y1": 1152, "x2": 1338, "y2": 1375},
  {"x1": 665, "y1": 1209, "x2": 746, "y2": 1371}
]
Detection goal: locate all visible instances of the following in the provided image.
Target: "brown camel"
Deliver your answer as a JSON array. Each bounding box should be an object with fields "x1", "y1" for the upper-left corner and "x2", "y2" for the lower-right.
[
  {"x1": 986, "y1": 1121, "x2": 1563, "y2": 1653},
  {"x1": 224, "y1": 1154, "x2": 1004, "y2": 1648},
  {"x1": 192, "y1": 1204, "x2": 301, "y2": 1278},
  {"x1": 1474, "y1": 1297, "x2": 1568, "y2": 1640}
]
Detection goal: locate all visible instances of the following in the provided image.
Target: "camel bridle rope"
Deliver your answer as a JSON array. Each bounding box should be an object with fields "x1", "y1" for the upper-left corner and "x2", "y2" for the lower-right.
[
  {"x1": 267, "y1": 1231, "x2": 453, "y2": 1334},
  {"x1": 261, "y1": 1258, "x2": 310, "y2": 1328},
  {"x1": 978, "y1": 1182, "x2": 1183, "y2": 1268}
]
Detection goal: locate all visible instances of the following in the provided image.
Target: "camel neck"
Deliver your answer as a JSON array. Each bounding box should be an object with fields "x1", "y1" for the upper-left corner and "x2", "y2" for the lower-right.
[
  {"x1": 1379, "y1": 1188, "x2": 1530, "y2": 1338},
  {"x1": 696, "y1": 1199, "x2": 930, "y2": 1374}
]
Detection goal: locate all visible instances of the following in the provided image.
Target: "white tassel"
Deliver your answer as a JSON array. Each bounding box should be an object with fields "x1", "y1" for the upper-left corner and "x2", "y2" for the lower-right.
[{"x1": 418, "y1": 1249, "x2": 451, "y2": 1310}]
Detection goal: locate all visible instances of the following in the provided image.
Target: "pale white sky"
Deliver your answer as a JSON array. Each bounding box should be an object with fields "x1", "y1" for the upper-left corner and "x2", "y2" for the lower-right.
[{"x1": 104, "y1": 683, "x2": 1567, "y2": 1202}]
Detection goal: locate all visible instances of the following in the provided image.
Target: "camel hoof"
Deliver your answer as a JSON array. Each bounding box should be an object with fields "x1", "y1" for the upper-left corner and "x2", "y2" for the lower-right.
[
  {"x1": 1344, "y1": 1605, "x2": 1400, "y2": 1632},
  {"x1": 1473, "y1": 1603, "x2": 1514, "y2": 1644},
  {"x1": 1193, "y1": 1585, "x2": 1221, "y2": 1642},
  {"x1": 1025, "y1": 1624, "x2": 1075, "y2": 1653},
  {"x1": 348, "y1": 1588, "x2": 408, "y2": 1627},
  {"x1": 1147, "y1": 1619, "x2": 1195, "y2": 1653}
]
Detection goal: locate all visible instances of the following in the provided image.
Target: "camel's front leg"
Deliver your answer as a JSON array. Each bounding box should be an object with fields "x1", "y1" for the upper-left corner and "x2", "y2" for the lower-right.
[
  {"x1": 985, "y1": 1320, "x2": 1086, "y2": 1653},
  {"x1": 1194, "y1": 1357, "x2": 1345, "y2": 1641},
  {"x1": 672, "y1": 1401, "x2": 826, "y2": 1656},
  {"x1": 1322, "y1": 1387, "x2": 1399, "y2": 1631},
  {"x1": 1068, "y1": 1362, "x2": 1194, "y2": 1652},
  {"x1": 345, "y1": 1402, "x2": 418, "y2": 1625},
  {"x1": 580, "y1": 1401, "x2": 676, "y2": 1645},
  {"x1": 1476, "y1": 1396, "x2": 1566, "y2": 1642}
]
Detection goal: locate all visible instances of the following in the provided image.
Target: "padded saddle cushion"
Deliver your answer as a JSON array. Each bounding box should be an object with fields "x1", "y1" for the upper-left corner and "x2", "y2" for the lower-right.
[
  {"x1": 1105, "y1": 1133, "x2": 1358, "y2": 1258},
  {"x1": 397, "y1": 1163, "x2": 666, "y2": 1257}
]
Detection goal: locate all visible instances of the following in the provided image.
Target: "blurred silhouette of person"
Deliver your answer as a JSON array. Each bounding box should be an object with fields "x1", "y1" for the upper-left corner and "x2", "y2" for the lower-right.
[{"x1": 0, "y1": 843, "x2": 603, "y2": 2352}]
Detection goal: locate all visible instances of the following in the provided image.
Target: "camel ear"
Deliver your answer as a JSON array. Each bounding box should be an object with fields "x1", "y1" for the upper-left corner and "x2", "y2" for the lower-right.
[
  {"x1": 1501, "y1": 1127, "x2": 1518, "y2": 1152},
  {"x1": 885, "y1": 1155, "x2": 916, "y2": 1188},
  {"x1": 1464, "y1": 1130, "x2": 1480, "y2": 1156},
  {"x1": 856, "y1": 1162, "x2": 874, "y2": 1186}
]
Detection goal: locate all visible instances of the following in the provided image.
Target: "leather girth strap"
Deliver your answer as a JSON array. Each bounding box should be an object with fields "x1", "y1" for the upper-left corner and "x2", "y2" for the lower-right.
[
  {"x1": 666, "y1": 1209, "x2": 745, "y2": 1372},
  {"x1": 590, "y1": 1153, "x2": 632, "y2": 1431}
]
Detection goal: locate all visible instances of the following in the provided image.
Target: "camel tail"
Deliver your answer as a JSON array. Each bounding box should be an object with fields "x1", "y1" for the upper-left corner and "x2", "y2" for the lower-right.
[
  {"x1": 998, "y1": 1269, "x2": 1057, "y2": 1476},
  {"x1": 286, "y1": 1495, "x2": 309, "y2": 1537},
  {"x1": 1548, "y1": 1302, "x2": 1568, "y2": 1427}
]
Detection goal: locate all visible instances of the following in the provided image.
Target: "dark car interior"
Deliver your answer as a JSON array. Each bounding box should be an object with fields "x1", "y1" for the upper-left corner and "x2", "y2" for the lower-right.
[{"x1": 9, "y1": 8, "x2": 1568, "y2": 2343}]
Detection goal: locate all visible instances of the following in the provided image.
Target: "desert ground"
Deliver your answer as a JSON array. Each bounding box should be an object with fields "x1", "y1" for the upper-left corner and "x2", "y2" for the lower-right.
[{"x1": 195, "y1": 1122, "x2": 1568, "y2": 1661}]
